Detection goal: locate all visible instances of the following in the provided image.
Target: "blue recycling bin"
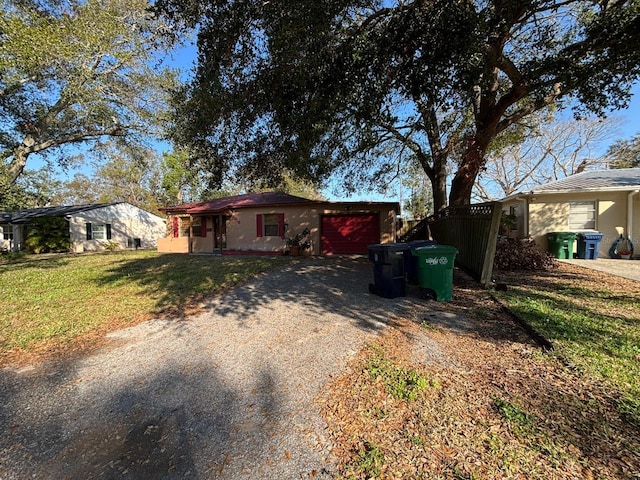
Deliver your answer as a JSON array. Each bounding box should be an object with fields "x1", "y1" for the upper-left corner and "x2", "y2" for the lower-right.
[
  {"x1": 404, "y1": 240, "x2": 438, "y2": 284},
  {"x1": 576, "y1": 232, "x2": 604, "y2": 260},
  {"x1": 368, "y1": 243, "x2": 408, "y2": 298}
]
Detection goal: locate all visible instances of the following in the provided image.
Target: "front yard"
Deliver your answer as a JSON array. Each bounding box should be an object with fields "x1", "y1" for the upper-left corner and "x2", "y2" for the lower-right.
[
  {"x1": 321, "y1": 264, "x2": 640, "y2": 479},
  {"x1": 0, "y1": 251, "x2": 288, "y2": 365},
  {"x1": 2, "y1": 252, "x2": 639, "y2": 478}
]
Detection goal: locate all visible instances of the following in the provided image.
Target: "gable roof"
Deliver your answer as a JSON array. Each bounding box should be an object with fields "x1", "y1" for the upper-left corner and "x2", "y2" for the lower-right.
[
  {"x1": 0, "y1": 203, "x2": 121, "y2": 225},
  {"x1": 162, "y1": 192, "x2": 321, "y2": 214},
  {"x1": 501, "y1": 168, "x2": 640, "y2": 201}
]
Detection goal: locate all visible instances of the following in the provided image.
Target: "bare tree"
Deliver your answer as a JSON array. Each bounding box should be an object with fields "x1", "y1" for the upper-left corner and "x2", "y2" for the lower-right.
[{"x1": 475, "y1": 115, "x2": 620, "y2": 200}]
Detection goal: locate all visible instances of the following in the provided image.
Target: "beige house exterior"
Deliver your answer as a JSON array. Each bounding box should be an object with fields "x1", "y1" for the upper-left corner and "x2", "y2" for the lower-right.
[
  {"x1": 157, "y1": 192, "x2": 400, "y2": 255},
  {"x1": 500, "y1": 168, "x2": 640, "y2": 258}
]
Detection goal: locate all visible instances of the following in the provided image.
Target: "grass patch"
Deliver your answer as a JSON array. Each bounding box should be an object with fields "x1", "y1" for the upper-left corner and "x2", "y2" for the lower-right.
[
  {"x1": 364, "y1": 344, "x2": 436, "y2": 401},
  {"x1": 0, "y1": 251, "x2": 288, "y2": 362},
  {"x1": 495, "y1": 269, "x2": 640, "y2": 426},
  {"x1": 342, "y1": 441, "x2": 385, "y2": 479}
]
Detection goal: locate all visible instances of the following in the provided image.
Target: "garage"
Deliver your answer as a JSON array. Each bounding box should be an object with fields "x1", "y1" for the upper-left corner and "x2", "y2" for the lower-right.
[{"x1": 321, "y1": 213, "x2": 380, "y2": 254}]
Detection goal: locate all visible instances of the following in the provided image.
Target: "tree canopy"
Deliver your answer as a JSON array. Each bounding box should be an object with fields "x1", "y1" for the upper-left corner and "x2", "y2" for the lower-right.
[
  {"x1": 157, "y1": 0, "x2": 640, "y2": 210},
  {"x1": 606, "y1": 133, "x2": 640, "y2": 168},
  {"x1": 0, "y1": 0, "x2": 177, "y2": 189}
]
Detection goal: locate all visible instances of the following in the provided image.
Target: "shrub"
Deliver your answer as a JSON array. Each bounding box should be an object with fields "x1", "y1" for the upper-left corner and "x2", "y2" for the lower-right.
[
  {"x1": 24, "y1": 217, "x2": 71, "y2": 253},
  {"x1": 494, "y1": 237, "x2": 557, "y2": 271}
]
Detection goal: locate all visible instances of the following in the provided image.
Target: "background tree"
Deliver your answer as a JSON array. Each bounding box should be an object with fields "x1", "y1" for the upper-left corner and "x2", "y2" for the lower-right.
[
  {"x1": 0, "y1": 0, "x2": 177, "y2": 186},
  {"x1": 0, "y1": 168, "x2": 65, "y2": 210},
  {"x1": 400, "y1": 158, "x2": 434, "y2": 221},
  {"x1": 476, "y1": 115, "x2": 620, "y2": 200},
  {"x1": 605, "y1": 133, "x2": 640, "y2": 168},
  {"x1": 58, "y1": 143, "x2": 166, "y2": 213},
  {"x1": 157, "y1": 0, "x2": 640, "y2": 210}
]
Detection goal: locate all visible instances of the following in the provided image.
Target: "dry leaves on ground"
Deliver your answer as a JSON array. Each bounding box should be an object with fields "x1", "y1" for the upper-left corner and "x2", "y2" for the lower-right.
[{"x1": 319, "y1": 269, "x2": 640, "y2": 480}]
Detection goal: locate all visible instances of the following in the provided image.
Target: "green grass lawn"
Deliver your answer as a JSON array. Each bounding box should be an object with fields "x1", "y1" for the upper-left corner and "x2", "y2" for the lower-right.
[
  {"x1": 495, "y1": 268, "x2": 640, "y2": 426},
  {"x1": 0, "y1": 251, "x2": 288, "y2": 362}
]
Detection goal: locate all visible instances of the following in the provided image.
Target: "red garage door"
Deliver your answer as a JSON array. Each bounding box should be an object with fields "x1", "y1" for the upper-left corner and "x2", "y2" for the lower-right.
[{"x1": 321, "y1": 214, "x2": 380, "y2": 254}]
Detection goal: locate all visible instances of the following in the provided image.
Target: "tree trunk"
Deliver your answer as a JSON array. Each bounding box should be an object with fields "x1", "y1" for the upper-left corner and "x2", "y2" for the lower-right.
[
  {"x1": 431, "y1": 154, "x2": 448, "y2": 212},
  {"x1": 449, "y1": 137, "x2": 487, "y2": 206},
  {"x1": 7, "y1": 143, "x2": 31, "y2": 185}
]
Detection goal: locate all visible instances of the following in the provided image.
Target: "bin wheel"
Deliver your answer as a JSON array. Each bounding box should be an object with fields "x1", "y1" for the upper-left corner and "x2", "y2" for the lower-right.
[
  {"x1": 420, "y1": 288, "x2": 437, "y2": 301},
  {"x1": 368, "y1": 283, "x2": 377, "y2": 294}
]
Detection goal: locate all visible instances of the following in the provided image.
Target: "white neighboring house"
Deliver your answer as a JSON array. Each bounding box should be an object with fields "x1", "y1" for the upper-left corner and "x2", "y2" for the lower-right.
[{"x1": 0, "y1": 203, "x2": 166, "y2": 253}]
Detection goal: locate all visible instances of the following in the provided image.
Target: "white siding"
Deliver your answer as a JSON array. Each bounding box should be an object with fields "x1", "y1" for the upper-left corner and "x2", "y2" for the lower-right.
[{"x1": 69, "y1": 203, "x2": 166, "y2": 253}]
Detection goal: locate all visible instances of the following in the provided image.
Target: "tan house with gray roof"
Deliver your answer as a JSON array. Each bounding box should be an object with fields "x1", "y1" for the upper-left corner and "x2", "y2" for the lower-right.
[{"x1": 500, "y1": 168, "x2": 640, "y2": 258}]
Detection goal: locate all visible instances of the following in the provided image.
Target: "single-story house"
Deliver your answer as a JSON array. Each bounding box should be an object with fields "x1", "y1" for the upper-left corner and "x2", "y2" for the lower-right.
[
  {"x1": 157, "y1": 191, "x2": 400, "y2": 255},
  {"x1": 500, "y1": 168, "x2": 640, "y2": 258},
  {"x1": 0, "y1": 202, "x2": 166, "y2": 253}
]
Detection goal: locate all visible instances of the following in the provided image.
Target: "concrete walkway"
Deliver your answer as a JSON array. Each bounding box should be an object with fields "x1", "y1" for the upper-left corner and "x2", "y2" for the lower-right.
[{"x1": 560, "y1": 257, "x2": 640, "y2": 282}]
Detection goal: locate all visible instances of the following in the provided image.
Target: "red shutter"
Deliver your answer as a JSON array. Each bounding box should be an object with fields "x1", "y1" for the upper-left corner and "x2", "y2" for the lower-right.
[
  {"x1": 172, "y1": 217, "x2": 179, "y2": 238},
  {"x1": 256, "y1": 214, "x2": 263, "y2": 237},
  {"x1": 278, "y1": 213, "x2": 285, "y2": 237},
  {"x1": 201, "y1": 217, "x2": 207, "y2": 237}
]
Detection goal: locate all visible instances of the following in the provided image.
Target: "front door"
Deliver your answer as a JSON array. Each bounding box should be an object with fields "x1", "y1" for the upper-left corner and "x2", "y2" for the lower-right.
[{"x1": 213, "y1": 215, "x2": 227, "y2": 252}]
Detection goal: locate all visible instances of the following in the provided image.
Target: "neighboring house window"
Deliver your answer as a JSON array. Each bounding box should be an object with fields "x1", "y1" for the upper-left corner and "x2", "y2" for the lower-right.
[
  {"x1": 86, "y1": 223, "x2": 112, "y2": 240},
  {"x1": 1, "y1": 224, "x2": 13, "y2": 241},
  {"x1": 569, "y1": 201, "x2": 596, "y2": 230},
  {"x1": 256, "y1": 213, "x2": 285, "y2": 237}
]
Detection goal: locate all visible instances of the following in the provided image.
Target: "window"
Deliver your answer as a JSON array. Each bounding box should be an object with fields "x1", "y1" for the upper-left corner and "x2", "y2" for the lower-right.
[
  {"x1": 92, "y1": 224, "x2": 106, "y2": 240},
  {"x1": 569, "y1": 201, "x2": 596, "y2": 230},
  {"x1": 1, "y1": 224, "x2": 13, "y2": 241},
  {"x1": 191, "y1": 217, "x2": 207, "y2": 237},
  {"x1": 179, "y1": 217, "x2": 190, "y2": 237},
  {"x1": 86, "y1": 223, "x2": 112, "y2": 240},
  {"x1": 256, "y1": 213, "x2": 285, "y2": 237},
  {"x1": 263, "y1": 214, "x2": 279, "y2": 236}
]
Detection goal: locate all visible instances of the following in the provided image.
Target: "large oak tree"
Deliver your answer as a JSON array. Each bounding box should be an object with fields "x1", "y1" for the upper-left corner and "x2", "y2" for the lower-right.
[
  {"x1": 0, "y1": 0, "x2": 177, "y2": 188},
  {"x1": 157, "y1": 0, "x2": 640, "y2": 209}
]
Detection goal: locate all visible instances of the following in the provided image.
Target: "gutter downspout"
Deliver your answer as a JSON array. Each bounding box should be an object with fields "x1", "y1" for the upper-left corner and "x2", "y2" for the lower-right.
[{"x1": 628, "y1": 190, "x2": 639, "y2": 242}]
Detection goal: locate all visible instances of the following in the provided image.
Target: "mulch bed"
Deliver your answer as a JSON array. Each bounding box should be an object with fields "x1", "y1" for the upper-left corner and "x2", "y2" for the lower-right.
[{"x1": 319, "y1": 265, "x2": 640, "y2": 479}]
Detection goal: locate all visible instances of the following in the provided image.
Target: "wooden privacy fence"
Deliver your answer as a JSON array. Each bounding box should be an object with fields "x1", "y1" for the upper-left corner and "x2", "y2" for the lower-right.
[{"x1": 401, "y1": 202, "x2": 502, "y2": 287}]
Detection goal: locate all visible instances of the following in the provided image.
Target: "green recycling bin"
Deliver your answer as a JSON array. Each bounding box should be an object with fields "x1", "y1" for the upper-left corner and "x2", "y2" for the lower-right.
[
  {"x1": 546, "y1": 232, "x2": 576, "y2": 259},
  {"x1": 413, "y1": 245, "x2": 458, "y2": 301}
]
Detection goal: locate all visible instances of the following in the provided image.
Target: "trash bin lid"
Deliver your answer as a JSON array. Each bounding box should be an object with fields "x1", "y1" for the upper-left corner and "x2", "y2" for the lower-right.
[
  {"x1": 547, "y1": 232, "x2": 576, "y2": 240},
  {"x1": 367, "y1": 243, "x2": 409, "y2": 252},
  {"x1": 577, "y1": 231, "x2": 604, "y2": 240},
  {"x1": 414, "y1": 245, "x2": 458, "y2": 256}
]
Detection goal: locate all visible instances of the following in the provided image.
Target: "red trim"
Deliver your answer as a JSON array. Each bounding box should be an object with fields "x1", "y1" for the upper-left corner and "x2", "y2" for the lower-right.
[
  {"x1": 256, "y1": 214, "x2": 263, "y2": 237},
  {"x1": 222, "y1": 250, "x2": 284, "y2": 256},
  {"x1": 278, "y1": 213, "x2": 285, "y2": 237},
  {"x1": 201, "y1": 217, "x2": 207, "y2": 237}
]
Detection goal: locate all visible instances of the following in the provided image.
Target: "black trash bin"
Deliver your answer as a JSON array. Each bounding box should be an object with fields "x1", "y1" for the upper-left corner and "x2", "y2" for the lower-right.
[
  {"x1": 404, "y1": 240, "x2": 438, "y2": 284},
  {"x1": 576, "y1": 232, "x2": 604, "y2": 260},
  {"x1": 368, "y1": 243, "x2": 408, "y2": 298}
]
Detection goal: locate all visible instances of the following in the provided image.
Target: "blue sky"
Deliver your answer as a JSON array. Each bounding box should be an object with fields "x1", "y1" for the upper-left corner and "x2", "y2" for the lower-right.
[{"x1": 29, "y1": 40, "x2": 640, "y2": 203}]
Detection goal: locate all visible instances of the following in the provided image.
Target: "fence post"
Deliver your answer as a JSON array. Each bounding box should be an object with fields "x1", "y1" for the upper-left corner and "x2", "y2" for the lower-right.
[{"x1": 480, "y1": 203, "x2": 502, "y2": 287}]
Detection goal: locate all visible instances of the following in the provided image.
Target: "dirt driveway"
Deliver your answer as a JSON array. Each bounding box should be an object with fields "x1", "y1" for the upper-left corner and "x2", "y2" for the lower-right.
[{"x1": 0, "y1": 257, "x2": 425, "y2": 479}]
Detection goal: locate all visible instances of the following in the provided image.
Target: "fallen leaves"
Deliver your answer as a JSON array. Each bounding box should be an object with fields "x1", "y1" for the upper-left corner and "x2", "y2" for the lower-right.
[{"x1": 319, "y1": 270, "x2": 640, "y2": 479}]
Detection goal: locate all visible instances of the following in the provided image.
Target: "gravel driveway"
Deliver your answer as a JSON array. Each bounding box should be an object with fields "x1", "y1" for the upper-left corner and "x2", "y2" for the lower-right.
[{"x1": 0, "y1": 256, "x2": 423, "y2": 479}]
